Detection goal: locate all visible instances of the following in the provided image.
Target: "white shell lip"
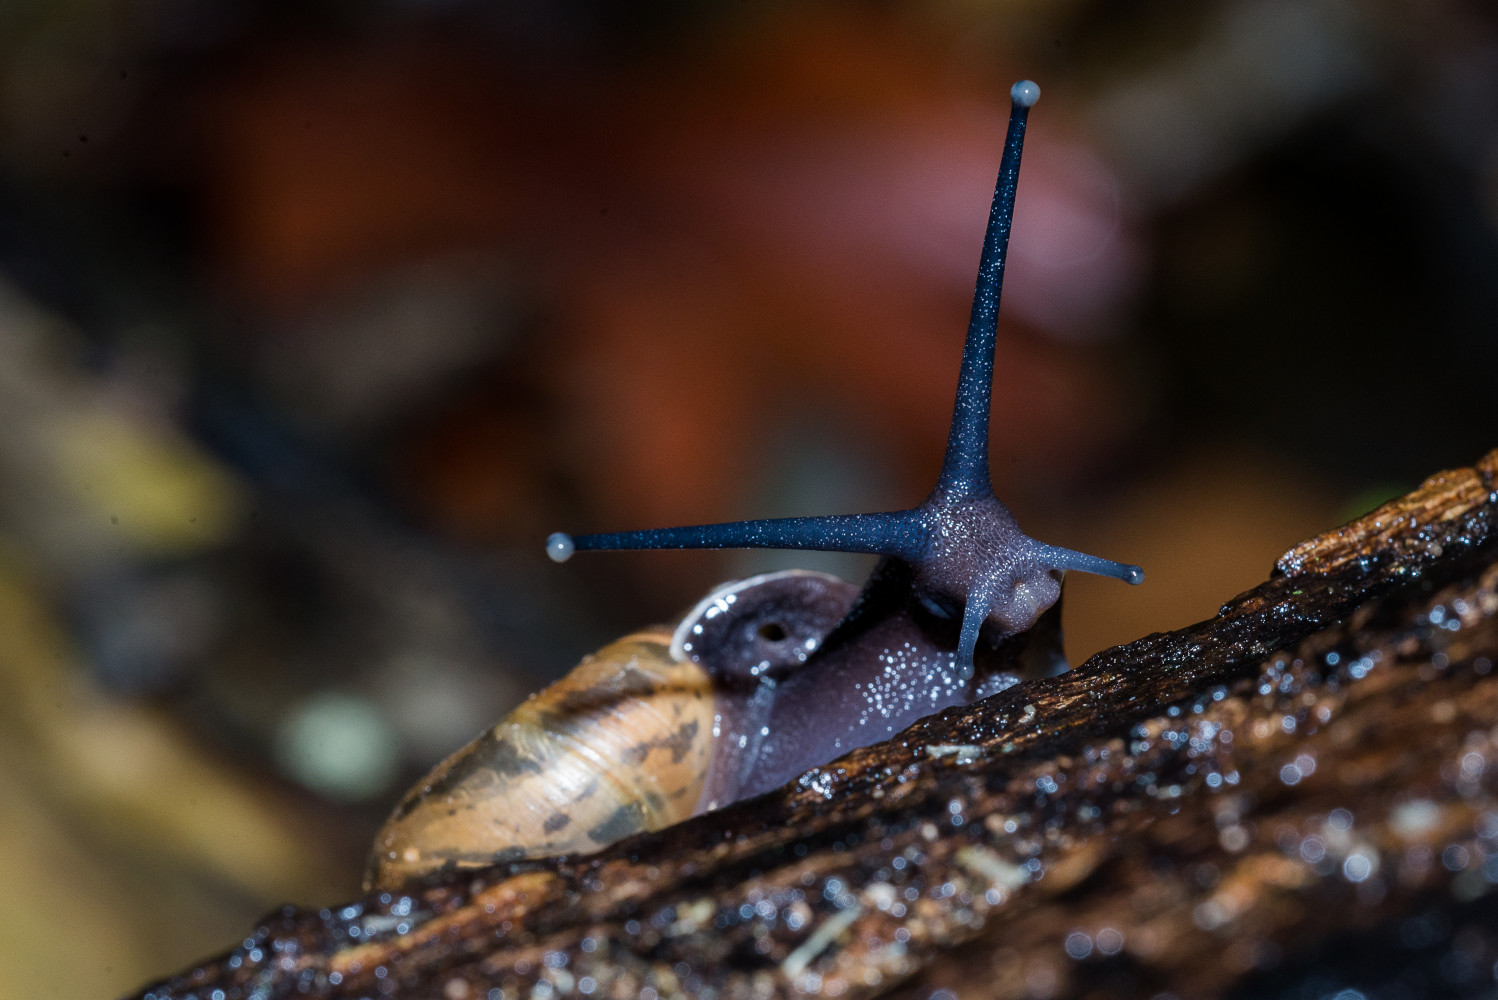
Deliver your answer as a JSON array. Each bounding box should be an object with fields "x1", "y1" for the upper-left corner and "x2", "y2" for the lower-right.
[{"x1": 669, "y1": 569, "x2": 850, "y2": 662}]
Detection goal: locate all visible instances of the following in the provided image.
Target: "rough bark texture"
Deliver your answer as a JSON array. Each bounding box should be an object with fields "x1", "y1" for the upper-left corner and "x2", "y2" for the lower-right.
[{"x1": 132, "y1": 450, "x2": 1498, "y2": 1000}]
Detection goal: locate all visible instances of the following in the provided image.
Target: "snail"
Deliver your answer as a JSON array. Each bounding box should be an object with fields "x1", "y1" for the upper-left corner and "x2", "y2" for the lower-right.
[{"x1": 367, "y1": 80, "x2": 1142, "y2": 890}]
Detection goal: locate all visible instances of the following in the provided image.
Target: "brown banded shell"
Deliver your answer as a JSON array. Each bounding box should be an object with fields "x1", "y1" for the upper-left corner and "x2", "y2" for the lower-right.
[{"x1": 366, "y1": 626, "x2": 715, "y2": 889}]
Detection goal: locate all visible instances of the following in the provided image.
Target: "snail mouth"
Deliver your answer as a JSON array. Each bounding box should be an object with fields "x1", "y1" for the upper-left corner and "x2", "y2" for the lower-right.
[
  {"x1": 993, "y1": 564, "x2": 1063, "y2": 628},
  {"x1": 998, "y1": 581, "x2": 1047, "y2": 632},
  {"x1": 899, "y1": 588, "x2": 1070, "y2": 684},
  {"x1": 957, "y1": 590, "x2": 1071, "y2": 687},
  {"x1": 1010, "y1": 599, "x2": 1071, "y2": 681}
]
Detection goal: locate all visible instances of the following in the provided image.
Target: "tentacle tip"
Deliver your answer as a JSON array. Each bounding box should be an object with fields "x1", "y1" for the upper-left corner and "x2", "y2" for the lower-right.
[
  {"x1": 1124, "y1": 565, "x2": 1145, "y2": 586},
  {"x1": 546, "y1": 532, "x2": 576, "y2": 563},
  {"x1": 1009, "y1": 80, "x2": 1041, "y2": 109}
]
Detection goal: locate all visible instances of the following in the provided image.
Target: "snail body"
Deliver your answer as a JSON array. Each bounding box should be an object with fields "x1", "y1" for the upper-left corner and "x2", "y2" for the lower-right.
[{"x1": 369, "y1": 81, "x2": 1143, "y2": 889}]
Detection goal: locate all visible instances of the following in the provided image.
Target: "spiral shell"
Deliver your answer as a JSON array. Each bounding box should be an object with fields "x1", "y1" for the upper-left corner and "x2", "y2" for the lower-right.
[{"x1": 366, "y1": 627, "x2": 715, "y2": 889}]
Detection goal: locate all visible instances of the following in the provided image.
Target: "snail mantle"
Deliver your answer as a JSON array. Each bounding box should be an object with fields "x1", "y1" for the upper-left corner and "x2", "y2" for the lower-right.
[{"x1": 133, "y1": 449, "x2": 1498, "y2": 1000}]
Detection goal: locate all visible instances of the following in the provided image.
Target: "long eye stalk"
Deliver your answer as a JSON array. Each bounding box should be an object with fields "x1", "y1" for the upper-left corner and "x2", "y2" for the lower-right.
[
  {"x1": 933, "y1": 78, "x2": 1038, "y2": 502},
  {"x1": 547, "y1": 512, "x2": 926, "y2": 564},
  {"x1": 547, "y1": 80, "x2": 1141, "y2": 668},
  {"x1": 548, "y1": 82, "x2": 1041, "y2": 569}
]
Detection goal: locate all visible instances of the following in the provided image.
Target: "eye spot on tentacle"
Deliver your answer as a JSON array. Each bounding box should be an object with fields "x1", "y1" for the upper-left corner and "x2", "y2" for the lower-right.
[{"x1": 545, "y1": 532, "x2": 575, "y2": 563}]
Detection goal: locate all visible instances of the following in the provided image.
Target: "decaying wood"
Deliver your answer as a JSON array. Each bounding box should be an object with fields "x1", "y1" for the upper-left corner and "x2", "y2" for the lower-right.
[{"x1": 133, "y1": 450, "x2": 1498, "y2": 1000}]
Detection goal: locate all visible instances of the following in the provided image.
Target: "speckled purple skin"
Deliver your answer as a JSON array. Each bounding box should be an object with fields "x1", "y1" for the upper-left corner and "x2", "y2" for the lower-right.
[
  {"x1": 729, "y1": 558, "x2": 1065, "y2": 801},
  {"x1": 670, "y1": 565, "x2": 1064, "y2": 807},
  {"x1": 549, "y1": 82, "x2": 1142, "y2": 810}
]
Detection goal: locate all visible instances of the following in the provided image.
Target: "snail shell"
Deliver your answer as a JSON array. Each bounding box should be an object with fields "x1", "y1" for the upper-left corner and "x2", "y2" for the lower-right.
[{"x1": 366, "y1": 571, "x2": 857, "y2": 889}]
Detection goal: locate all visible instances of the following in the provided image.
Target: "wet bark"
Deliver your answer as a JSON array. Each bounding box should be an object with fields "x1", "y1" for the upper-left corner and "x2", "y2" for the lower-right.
[{"x1": 132, "y1": 450, "x2": 1498, "y2": 1000}]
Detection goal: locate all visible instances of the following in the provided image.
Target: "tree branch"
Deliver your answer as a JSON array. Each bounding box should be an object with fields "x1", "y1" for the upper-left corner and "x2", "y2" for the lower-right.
[{"x1": 134, "y1": 450, "x2": 1498, "y2": 1000}]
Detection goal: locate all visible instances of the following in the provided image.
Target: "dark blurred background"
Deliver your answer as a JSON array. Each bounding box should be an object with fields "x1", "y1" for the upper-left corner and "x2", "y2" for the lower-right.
[{"x1": 0, "y1": 1, "x2": 1494, "y2": 995}]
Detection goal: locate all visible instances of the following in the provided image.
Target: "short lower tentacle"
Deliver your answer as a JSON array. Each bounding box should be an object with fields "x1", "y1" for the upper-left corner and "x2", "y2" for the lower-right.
[{"x1": 1032, "y1": 543, "x2": 1144, "y2": 585}]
